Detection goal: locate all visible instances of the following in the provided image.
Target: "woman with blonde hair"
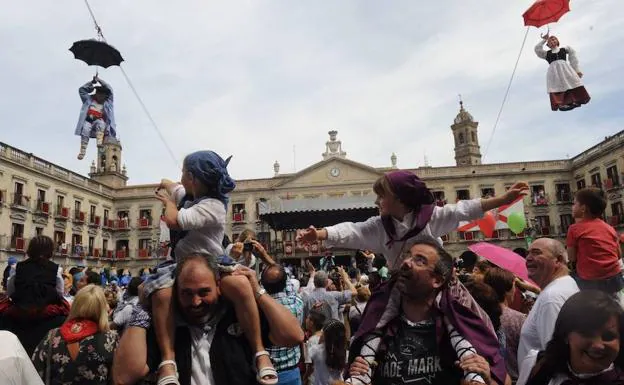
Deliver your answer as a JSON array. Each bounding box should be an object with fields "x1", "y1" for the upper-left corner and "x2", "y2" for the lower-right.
[{"x1": 31, "y1": 284, "x2": 119, "y2": 385}]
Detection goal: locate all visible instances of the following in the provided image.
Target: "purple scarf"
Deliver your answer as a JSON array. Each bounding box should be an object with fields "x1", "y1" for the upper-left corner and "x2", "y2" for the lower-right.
[
  {"x1": 351, "y1": 278, "x2": 507, "y2": 385},
  {"x1": 381, "y1": 171, "x2": 435, "y2": 247}
]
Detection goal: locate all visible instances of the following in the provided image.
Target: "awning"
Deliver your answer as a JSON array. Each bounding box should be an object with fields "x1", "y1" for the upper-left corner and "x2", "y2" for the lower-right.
[{"x1": 258, "y1": 196, "x2": 379, "y2": 230}]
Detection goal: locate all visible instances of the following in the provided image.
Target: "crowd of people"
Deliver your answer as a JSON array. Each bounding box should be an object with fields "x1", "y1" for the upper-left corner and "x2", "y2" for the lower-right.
[{"x1": 1, "y1": 150, "x2": 623, "y2": 385}]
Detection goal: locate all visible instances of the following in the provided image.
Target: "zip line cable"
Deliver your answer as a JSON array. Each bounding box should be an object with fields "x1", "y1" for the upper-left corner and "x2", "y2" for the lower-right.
[
  {"x1": 483, "y1": 27, "x2": 530, "y2": 158},
  {"x1": 83, "y1": 0, "x2": 180, "y2": 168}
]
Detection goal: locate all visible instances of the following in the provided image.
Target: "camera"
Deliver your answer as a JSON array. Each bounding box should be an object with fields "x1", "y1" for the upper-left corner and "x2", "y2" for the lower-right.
[{"x1": 243, "y1": 241, "x2": 253, "y2": 252}]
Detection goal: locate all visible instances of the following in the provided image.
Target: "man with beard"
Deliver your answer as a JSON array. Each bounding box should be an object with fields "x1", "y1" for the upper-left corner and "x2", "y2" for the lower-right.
[
  {"x1": 347, "y1": 241, "x2": 505, "y2": 385},
  {"x1": 113, "y1": 254, "x2": 304, "y2": 385}
]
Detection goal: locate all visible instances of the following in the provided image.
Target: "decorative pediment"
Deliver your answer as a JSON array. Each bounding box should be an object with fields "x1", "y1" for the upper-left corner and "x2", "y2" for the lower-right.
[
  {"x1": 88, "y1": 228, "x2": 98, "y2": 236},
  {"x1": 275, "y1": 158, "x2": 382, "y2": 189},
  {"x1": 54, "y1": 221, "x2": 67, "y2": 230},
  {"x1": 72, "y1": 225, "x2": 83, "y2": 233},
  {"x1": 9, "y1": 212, "x2": 27, "y2": 222},
  {"x1": 32, "y1": 216, "x2": 49, "y2": 225},
  {"x1": 116, "y1": 231, "x2": 130, "y2": 239}
]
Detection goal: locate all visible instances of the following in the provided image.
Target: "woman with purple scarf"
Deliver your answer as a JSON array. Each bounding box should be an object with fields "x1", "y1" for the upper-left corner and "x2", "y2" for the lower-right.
[{"x1": 298, "y1": 170, "x2": 528, "y2": 385}]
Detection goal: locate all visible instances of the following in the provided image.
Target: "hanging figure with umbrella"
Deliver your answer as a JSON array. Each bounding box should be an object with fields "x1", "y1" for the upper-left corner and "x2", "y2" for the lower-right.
[
  {"x1": 534, "y1": 33, "x2": 590, "y2": 111},
  {"x1": 69, "y1": 38, "x2": 123, "y2": 160},
  {"x1": 523, "y1": 0, "x2": 590, "y2": 111}
]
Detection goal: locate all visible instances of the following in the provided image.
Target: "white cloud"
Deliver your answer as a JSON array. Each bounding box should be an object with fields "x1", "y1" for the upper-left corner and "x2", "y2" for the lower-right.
[{"x1": 1, "y1": 0, "x2": 623, "y2": 184}]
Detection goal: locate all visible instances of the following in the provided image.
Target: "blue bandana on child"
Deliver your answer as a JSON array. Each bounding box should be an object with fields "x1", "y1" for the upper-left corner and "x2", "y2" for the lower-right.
[{"x1": 183, "y1": 151, "x2": 236, "y2": 207}]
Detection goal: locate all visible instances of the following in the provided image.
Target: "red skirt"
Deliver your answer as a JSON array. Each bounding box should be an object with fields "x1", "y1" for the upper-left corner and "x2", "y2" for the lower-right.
[{"x1": 550, "y1": 86, "x2": 591, "y2": 111}]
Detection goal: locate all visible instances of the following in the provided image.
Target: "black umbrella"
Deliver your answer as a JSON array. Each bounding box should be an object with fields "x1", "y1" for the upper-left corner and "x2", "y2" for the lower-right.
[{"x1": 69, "y1": 39, "x2": 124, "y2": 68}]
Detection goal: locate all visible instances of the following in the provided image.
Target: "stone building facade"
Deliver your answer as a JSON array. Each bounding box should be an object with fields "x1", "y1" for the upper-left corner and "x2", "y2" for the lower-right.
[{"x1": 2, "y1": 104, "x2": 624, "y2": 270}]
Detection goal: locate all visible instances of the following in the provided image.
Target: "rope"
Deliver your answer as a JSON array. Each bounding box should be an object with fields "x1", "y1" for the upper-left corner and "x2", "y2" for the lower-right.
[
  {"x1": 83, "y1": 0, "x2": 180, "y2": 167},
  {"x1": 483, "y1": 27, "x2": 530, "y2": 158}
]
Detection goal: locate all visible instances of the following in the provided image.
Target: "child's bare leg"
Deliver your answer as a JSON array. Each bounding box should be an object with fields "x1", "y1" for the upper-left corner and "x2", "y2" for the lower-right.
[
  {"x1": 152, "y1": 287, "x2": 178, "y2": 383},
  {"x1": 221, "y1": 274, "x2": 277, "y2": 383}
]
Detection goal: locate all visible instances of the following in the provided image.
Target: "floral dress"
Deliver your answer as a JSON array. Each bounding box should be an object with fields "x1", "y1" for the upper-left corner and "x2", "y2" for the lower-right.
[{"x1": 31, "y1": 328, "x2": 118, "y2": 385}]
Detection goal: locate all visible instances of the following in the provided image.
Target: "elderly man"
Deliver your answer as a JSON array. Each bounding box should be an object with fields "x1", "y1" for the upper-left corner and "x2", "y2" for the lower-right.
[
  {"x1": 348, "y1": 241, "x2": 507, "y2": 385},
  {"x1": 517, "y1": 238, "x2": 579, "y2": 365},
  {"x1": 302, "y1": 267, "x2": 356, "y2": 322},
  {"x1": 113, "y1": 254, "x2": 304, "y2": 385}
]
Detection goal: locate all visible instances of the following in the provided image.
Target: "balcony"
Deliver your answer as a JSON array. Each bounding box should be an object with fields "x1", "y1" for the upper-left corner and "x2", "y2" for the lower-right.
[
  {"x1": 604, "y1": 178, "x2": 621, "y2": 191},
  {"x1": 70, "y1": 244, "x2": 86, "y2": 258},
  {"x1": 10, "y1": 193, "x2": 30, "y2": 210},
  {"x1": 114, "y1": 218, "x2": 130, "y2": 230},
  {"x1": 57, "y1": 244, "x2": 69, "y2": 256},
  {"x1": 105, "y1": 250, "x2": 114, "y2": 260},
  {"x1": 55, "y1": 206, "x2": 70, "y2": 220},
  {"x1": 138, "y1": 248, "x2": 150, "y2": 258},
  {"x1": 536, "y1": 226, "x2": 555, "y2": 236},
  {"x1": 34, "y1": 200, "x2": 51, "y2": 216},
  {"x1": 232, "y1": 212, "x2": 246, "y2": 223},
  {"x1": 531, "y1": 194, "x2": 549, "y2": 207},
  {"x1": 73, "y1": 211, "x2": 86, "y2": 224},
  {"x1": 138, "y1": 218, "x2": 152, "y2": 230},
  {"x1": 608, "y1": 215, "x2": 624, "y2": 227},
  {"x1": 10, "y1": 236, "x2": 26, "y2": 251},
  {"x1": 116, "y1": 250, "x2": 127, "y2": 259},
  {"x1": 89, "y1": 215, "x2": 101, "y2": 228},
  {"x1": 92, "y1": 248, "x2": 101, "y2": 259},
  {"x1": 435, "y1": 199, "x2": 447, "y2": 207},
  {"x1": 102, "y1": 219, "x2": 113, "y2": 230},
  {"x1": 0, "y1": 190, "x2": 6, "y2": 206}
]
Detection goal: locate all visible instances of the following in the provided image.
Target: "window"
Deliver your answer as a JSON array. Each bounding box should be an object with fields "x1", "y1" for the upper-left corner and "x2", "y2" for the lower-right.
[
  {"x1": 456, "y1": 189, "x2": 470, "y2": 201},
  {"x1": 37, "y1": 189, "x2": 46, "y2": 204},
  {"x1": 88, "y1": 236, "x2": 95, "y2": 255},
  {"x1": 611, "y1": 202, "x2": 624, "y2": 225},
  {"x1": 576, "y1": 179, "x2": 586, "y2": 190},
  {"x1": 90, "y1": 205, "x2": 96, "y2": 223},
  {"x1": 283, "y1": 231, "x2": 295, "y2": 242},
  {"x1": 481, "y1": 188, "x2": 495, "y2": 198},
  {"x1": 11, "y1": 223, "x2": 24, "y2": 238},
  {"x1": 103, "y1": 239, "x2": 108, "y2": 252},
  {"x1": 555, "y1": 183, "x2": 572, "y2": 202},
  {"x1": 104, "y1": 209, "x2": 109, "y2": 224},
  {"x1": 139, "y1": 239, "x2": 150, "y2": 249},
  {"x1": 458, "y1": 133, "x2": 465, "y2": 144},
  {"x1": 139, "y1": 209, "x2": 152, "y2": 220},
  {"x1": 471, "y1": 132, "x2": 476, "y2": 143},
  {"x1": 590, "y1": 172, "x2": 602, "y2": 188},
  {"x1": 56, "y1": 195, "x2": 65, "y2": 211},
  {"x1": 35, "y1": 227, "x2": 44, "y2": 236},
  {"x1": 535, "y1": 215, "x2": 551, "y2": 235},
  {"x1": 54, "y1": 231, "x2": 65, "y2": 246},
  {"x1": 560, "y1": 214, "x2": 573, "y2": 234},
  {"x1": 433, "y1": 191, "x2": 446, "y2": 206},
  {"x1": 74, "y1": 200, "x2": 82, "y2": 220},
  {"x1": 607, "y1": 165, "x2": 620, "y2": 187},
  {"x1": 72, "y1": 234, "x2": 82, "y2": 248},
  {"x1": 13, "y1": 182, "x2": 24, "y2": 205},
  {"x1": 232, "y1": 203, "x2": 246, "y2": 222},
  {"x1": 531, "y1": 185, "x2": 548, "y2": 206}
]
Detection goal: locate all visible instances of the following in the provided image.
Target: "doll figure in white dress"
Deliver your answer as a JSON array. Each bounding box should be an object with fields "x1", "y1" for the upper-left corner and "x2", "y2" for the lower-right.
[{"x1": 535, "y1": 34, "x2": 590, "y2": 111}]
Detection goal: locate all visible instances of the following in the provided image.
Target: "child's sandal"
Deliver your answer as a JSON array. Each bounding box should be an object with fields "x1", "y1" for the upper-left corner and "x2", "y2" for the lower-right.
[
  {"x1": 254, "y1": 351, "x2": 278, "y2": 385},
  {"x1": 157, "y1": 360, "x2": 180, "y2": 385}
]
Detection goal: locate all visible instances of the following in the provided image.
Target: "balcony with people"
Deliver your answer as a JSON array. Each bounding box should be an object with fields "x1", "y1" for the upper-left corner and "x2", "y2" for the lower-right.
[
  {"x1": 481, "y1": 187, "x2": 495, "y2": 199},
  {"x1": 433, "y1": 191, "x2": 447, "y2": 207},
  {"x1": 531, "y1": 185, "x2": 549, "y2": 206},
  {"x1": 232, "y1": 203, "x2": 246, "y2": 223},
  {"x1": 10, "y1": 193, "x2": 30, "y2": 210},
  {"x1": 115, "y1": 211, "x2": 130, "y2": 230},
  {"x1": 455, "y1": 189, "x2": 470, "y2": 202},
  {"x1": 605, "y1": 165, "x2": 621, "y2": 191},
  {"x1": 137, "y1": 211, "x2": 153, "y2": 229}
]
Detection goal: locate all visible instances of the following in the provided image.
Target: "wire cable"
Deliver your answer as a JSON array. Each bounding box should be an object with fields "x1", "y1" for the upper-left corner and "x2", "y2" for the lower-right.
[
  {"x1": 483, "y1": 27, "x2": 530, "y2": 158},
  {"x1": 83, "y1": 0, "x2": 180, "y2": 167}
]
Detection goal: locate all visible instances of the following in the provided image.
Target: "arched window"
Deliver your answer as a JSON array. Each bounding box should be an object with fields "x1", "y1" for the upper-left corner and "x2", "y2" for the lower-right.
[
  {"x1": 458, "y1": 133, "x2": 465, "y2": 144},
  {"x1": 471, "y1": 131, "x2": 476, "y2": 143}
]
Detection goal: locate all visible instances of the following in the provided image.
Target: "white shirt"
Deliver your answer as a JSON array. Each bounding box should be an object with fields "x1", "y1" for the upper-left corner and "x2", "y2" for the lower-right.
[
  {"x1": 309, "y1": 342, "x2": 344, "y2": 385},
  {"x1": 518, "y1": 276, "x2": 579, "y2": 364},
  {"x1": 189, "y1": 325, "x2": 218, "y2": 385},
  {"x1": 325, "y1": 199, "x2": 483, "y2": 269},
  {"x1": 172, "y1": 185, "x2": 226, "y2": 259},
  {"x1": 0, "y1": 331, "x2": 44, "y2": 385}
]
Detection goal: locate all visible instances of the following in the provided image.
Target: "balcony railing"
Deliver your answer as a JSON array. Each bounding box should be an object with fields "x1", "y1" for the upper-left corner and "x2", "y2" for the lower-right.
[
  {"x1": 70, "y1": 244, "x2": 86, "y2": 257},
  {"x1": 102, "y1": 219, "x2": 113, "y2": 229},
  {"x1": 138, "y1": 248, "x2": 150, "y2": 258},
  {"x1": 115, "y1": 218, "x2": 130, "y2": 230},
  {"x1": 92, "y1": 248, "x2": 101, "y2": 259},
  {"x1": 0, "y1": 190, "x2": 6, "y2": 205},
  {"x1": 10, "y1": 193, "x2": 30, "y2": 209},
  {"x1": 232, "y1": 212, "x2": 246, "y2": 223},
  {"x1": 604, "y1": 178, "x2": 621, "y2": 191},
  {"x1": 536, "y1": 226, "x2": 555, "y2": 236},
  {"x1": 138, "y1": 218, "x2": 152, "y2": 229},
  {"x1": 608, "y1": 215, "x2": 624, "y2": 227},
  {"x1": 55, "y1": 206, "x2": 70, "y2": 219},
  {"x1": 34, "y1": 200, "x2": 51, "y2": 215},
  {"x1": 116, "y1": 250, "x2": 127, "y2": 259},
  {"x1": 73, "y1": 211, "x2": 86, "y2": 223},
  {"x1": 435, "y1": 199, "x2": 447, "y2": 207},
  {"x1": 89, "y1": 215, "x2": 101, "y2": 227},
  {"x1": 10, "y1": 236, "x2": 26, "y2": 251},
  {"x1": 531, "y1": 193, "x2": 549, "y2": 206}
]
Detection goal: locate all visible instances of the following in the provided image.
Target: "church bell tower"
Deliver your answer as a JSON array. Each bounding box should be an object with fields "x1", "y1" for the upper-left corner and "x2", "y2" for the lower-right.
[
  {"x1": 89, "y1": 138, "x2": 128, "y2": 188},
  {"x1": 451, "y1": 100, "x2": 482, "y2": 166}
]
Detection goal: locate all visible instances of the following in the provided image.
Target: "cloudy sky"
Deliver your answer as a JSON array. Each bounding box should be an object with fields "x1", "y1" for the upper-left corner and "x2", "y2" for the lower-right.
[{"x1": 1, "y1": 0, "x2": 622, "y2": 185}]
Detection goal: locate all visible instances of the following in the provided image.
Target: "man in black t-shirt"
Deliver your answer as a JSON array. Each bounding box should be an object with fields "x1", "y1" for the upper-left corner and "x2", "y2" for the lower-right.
[{"x1": 348, "y1": 241, "x2": 502, "y2": 385}]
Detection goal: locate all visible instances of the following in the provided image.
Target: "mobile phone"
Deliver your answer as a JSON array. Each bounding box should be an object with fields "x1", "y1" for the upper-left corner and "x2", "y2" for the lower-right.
[{"x1": 243, "y1": 242, "x2": 253, "y2": 252}]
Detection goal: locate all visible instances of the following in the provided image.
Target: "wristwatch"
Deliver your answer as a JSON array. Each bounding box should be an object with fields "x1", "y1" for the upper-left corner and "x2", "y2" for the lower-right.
[{"x1": 255, "y1": 287, "x2": 267, "y2": 300}]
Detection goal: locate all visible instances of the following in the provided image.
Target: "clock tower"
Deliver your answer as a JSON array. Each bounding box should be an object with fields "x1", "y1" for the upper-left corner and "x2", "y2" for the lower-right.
[{"x1": 451, "y1": 100, "x2": 482, "y2": 166}]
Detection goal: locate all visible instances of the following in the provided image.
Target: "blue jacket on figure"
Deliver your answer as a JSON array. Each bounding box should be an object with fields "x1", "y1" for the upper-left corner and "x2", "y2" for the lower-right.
[{"x1": 74, "y1": 78, "x2": 117, "y2": 138}]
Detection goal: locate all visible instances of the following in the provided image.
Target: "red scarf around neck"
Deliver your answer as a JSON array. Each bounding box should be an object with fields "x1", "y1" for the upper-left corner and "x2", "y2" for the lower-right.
[{"x1": 59, "y1": 319, "x2": 99, "y2": 343}]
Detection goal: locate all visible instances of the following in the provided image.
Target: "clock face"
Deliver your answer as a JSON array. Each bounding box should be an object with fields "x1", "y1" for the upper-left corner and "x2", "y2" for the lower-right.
[{"x1": 330, "y1": 167, "x2": 341, "y2": 177}]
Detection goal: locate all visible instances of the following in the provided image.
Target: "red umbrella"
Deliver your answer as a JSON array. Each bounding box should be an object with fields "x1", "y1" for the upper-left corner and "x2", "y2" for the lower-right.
[
  {"x1": 523, "y1": 0, "x2": 570, "y2": 28},
  {"x1": 468, "y1": 242, "x2": 532, "y2": 282}
]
